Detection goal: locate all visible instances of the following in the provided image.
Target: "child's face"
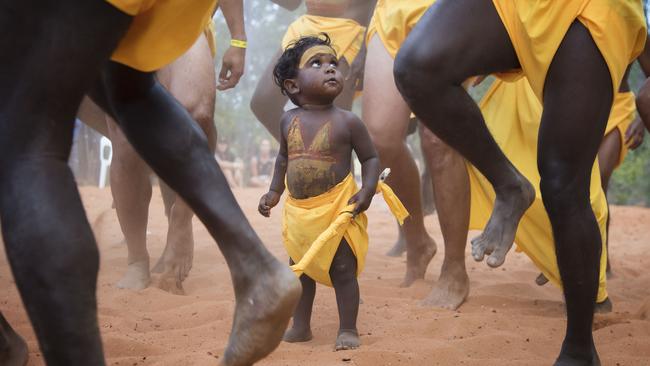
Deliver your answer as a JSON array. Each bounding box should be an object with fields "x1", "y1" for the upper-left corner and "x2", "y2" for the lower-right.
[{"x1": 289, "y1": 46, "x2": 344, "y2": 105}]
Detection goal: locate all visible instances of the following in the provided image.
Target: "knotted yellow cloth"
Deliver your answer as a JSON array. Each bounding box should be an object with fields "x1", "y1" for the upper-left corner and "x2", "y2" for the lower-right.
[
  {"x1": 366, "y1": 0, "x2": 435, "y2": 59},
  {"x1": 107, "y1": 0, "x2": 218, "y2": 71},
  {"x1": 282, "y1": 15, "x2": 366, "y2": 64},
  {"x1": 284, "y1": 174, "x2": 408, "y2": 286},
  {"x1": 492, "y1": 0, "x2": 646, "y2": 100},
  {"x1": 468, "y1": 78, "x2": 618, "y2": 302}
]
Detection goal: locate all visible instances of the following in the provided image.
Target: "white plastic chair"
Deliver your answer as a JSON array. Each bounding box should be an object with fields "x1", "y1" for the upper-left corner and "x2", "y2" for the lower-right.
[{"x1": 99, "y1": 136, "x2": 113, "y2": 188}]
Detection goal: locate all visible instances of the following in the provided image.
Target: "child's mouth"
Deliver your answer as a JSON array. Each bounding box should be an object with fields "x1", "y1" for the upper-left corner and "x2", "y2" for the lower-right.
[{"x1": 325, "y1": 78, "x2": 339, "y2": 86}]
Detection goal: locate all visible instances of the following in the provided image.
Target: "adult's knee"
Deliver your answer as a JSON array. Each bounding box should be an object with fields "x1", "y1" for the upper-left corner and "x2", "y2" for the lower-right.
[
  {"x1": 539, "y1": 168, "x2": 591, "y2": 216},
  {"x1": 420, "y1": 127, "x2": 460, "y2": 170},
  {"x1": 394, "y1": 41, "x2": 453, "y2": 104},
  {"x1": 369, "y1": 133, "x2": 406, "y2": 164}
]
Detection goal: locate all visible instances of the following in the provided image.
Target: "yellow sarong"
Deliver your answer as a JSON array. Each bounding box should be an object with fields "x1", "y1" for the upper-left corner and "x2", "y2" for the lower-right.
[
  {"x1": 281, "y1": 15, "x2": 366, "y2": 63},
  {"x1": 204, "y1": 19, "x2": 218, "y2": 59},
  {"x1": 284, "y1": 174, "x2": 409, "y2": 286},
  {"x1": 366, "y1": 0, "x2": 434, "y2": 59},
  {"x1": 606, "y1": 91, "x2": 636, "y2": 167},
  {"x1": 468, "y1": 78, "x2": 615, "y2": 302},
  {"x1": 107, "y1": 0, "x2": 217, "y2": 71},
  {"x1": 492, "y1": 0, "x2": 646, "y2": 100}
]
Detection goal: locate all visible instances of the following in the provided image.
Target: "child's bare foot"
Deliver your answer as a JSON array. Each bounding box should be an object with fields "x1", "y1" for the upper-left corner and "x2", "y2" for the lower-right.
[
  {"x1": 421, "y1": 263, "x2": 469, "y2": 310},
  {"x1": 283, "y1": 327, "x2": 313, "y2": 343},
  {"x1": 221, "y1": 260, "x2": 301, "y2": 366},
  {"x1": 335, "y1": 329, "x2": 360, "y2": 351},
  {"x1": 400, "y1": 236, "x2": 437, "y2": 287},
  {"x1": 0, "y1": 318, "x2": 28, "y2": 366},
  {"x1": 471, "y1": 177, "x2": 534, "y2": 268},
  {"x1": 116, "y1": 259, "x2": 150, "y2": 290}
]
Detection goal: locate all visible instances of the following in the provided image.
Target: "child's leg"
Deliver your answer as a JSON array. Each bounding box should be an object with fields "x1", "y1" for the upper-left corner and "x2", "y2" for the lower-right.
[
  {"x1": 330, "y1": 239, "x2": 360, "y2": 350},
  {"x1": 284, "y1": 260, "x2": 316, "y2": 342}
]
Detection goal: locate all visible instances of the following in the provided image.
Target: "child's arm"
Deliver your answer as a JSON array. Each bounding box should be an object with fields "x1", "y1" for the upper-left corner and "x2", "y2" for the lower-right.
[
  {"x1": 347, "y1": 114, "x2": 381, "y2": 216},
  {"x1": 258, "y1": 114, "x2": 291, "y2": 217}
]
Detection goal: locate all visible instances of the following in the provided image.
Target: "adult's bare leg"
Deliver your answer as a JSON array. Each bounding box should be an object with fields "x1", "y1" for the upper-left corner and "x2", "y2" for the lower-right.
[
  {"x1": 394, "y1": 0, "x2": 533, "y2": 269},
  {"x1": 419, "y1": 128, "x2": 470, "y2": 310},
  {"x1": 0, "y1": 1, "x2": 131, "y2": 363},
  {"x1": 91, "y1": 63, "x2": 301, "y2": 365},
  {"x1": 107, "y1": 118, "x2": 153, "y2": 290},
  {"x1": 364, "y1": 35, "x2": 437, "y2": 287},
  {"x1": 597, "y1": 130, "x2": 621, "y2": 276},
  {"x1": 537, "y1": 21, "x2": 612, "y2": 365},
  {"x1": 0, "y1": 312, "x2": 28, "y2": 366},
  {"x1": 150, "y1": 34, "x2": 218, "y2": 294},
  {"x1": 250, "y1": 49, "x2": 287, "y2": 141}
]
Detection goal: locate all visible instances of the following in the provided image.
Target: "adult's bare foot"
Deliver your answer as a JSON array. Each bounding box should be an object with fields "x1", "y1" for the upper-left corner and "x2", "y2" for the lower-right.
[
  {"x1": 116, "y1": 258, "x2": 151, "y2": 290},
  {"x1": 221, "y1": 260, "x2": 301, "y2": 366},
  {"x1": 595, "y1": 298, "x2": 612, "y2": 314},
  {"x1": 283, "y1": 327, "x2": 313, "y2": 343},
  {"x1": 554, "y1": 342, "x2": 600, "y2": 366},
  {"x1": 335, "y1": 329, "x2": 360, "y2": 351},
  {"x1": 0, "y1": 315, "x2": 28, "y2": 366},
  {"x1": 151, "y1": 245, "x2": 169, "y2": 273},
  {"x1": 536, "y1": 273, "x2": 549, "y2": 286},
  {"x1": 421, "y1": 263, "x2": 469, "y2": 310},
  {"x1": 400, "y1": 235, "x2": 437, "y2": 287},
  {"x1": 155, "y1": 242, "x2": 194, "y2": 295},
  {"x1": 471, "y1": 177, "x2": 535, "y2": 268},
  {"x1": 385, "y1": 233, "x2": 406, "y2": 257}
]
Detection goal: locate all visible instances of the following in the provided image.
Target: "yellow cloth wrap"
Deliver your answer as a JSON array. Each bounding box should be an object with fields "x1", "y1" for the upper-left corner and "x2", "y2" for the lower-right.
[
  {"x1": 492, "y1": 0, "x2": 646, "y2": 100},
  {"x1": 365, "y1": 0, "x2": 435, "y2": 59},
  {"x1": 299, "y1": 45, "x2": 338, "y2": 68},
  {"x1": 281, "y1": 15, "x2": 366, "y2": 63},
  {"x1": 107, "y1": 0, "x2": 217, "y2": 72},
  {"x1": 468, "y1": 78, "x2": 610, "y2": 303},
  {"x1": 284, "y1": 174, "x2": 409, "y2": 286},
  {"x1": 606, "y1": 91, "x2": 636, "y2": 167},
  {"x1": 204, "y1": 19, "x2": 218, "y2": 58}
]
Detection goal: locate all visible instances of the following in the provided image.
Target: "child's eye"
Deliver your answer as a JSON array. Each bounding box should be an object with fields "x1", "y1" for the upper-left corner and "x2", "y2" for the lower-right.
[
  {"x1": 330, "y1": 60, "x2": 338, "y2": 68},
  {"x1": 310, "y1": 59, "x2": 321, "y2": 67}
]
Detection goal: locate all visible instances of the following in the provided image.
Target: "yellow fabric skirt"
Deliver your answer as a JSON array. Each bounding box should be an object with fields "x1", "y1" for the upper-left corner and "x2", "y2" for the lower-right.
[
  {"x1": 606, "y1": 91, "x2": 636, "y2": 167},
  {"x1": 107, "y1": 0, "x2": 217, "y2": 71},
  {"x1": 204, "y1": 19, "x2": 218, "y2": 59},
  {"x1": 283, "y1": 174, "x2": 408, "y2": 286},
  {"x1": 492, "y1": 0, "x2": 646, "y2": 100},
  {"x1": 366, "y1": 0, "x2": 434, "y2": 59},
  {"x1": 281, "y1": 15, "x2": 366, "y2": 64},
  {"x1": 467, "y1": 78, "x2": 611, "y2": 302}
]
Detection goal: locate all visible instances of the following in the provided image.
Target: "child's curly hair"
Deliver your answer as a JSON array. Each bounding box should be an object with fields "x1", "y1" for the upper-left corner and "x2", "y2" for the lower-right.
[{"x1": 272, "y1": 33, "x2": 334, "y2": 104}]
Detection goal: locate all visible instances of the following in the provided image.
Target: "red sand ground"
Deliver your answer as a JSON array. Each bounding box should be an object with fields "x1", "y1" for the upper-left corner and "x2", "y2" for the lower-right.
[{"x1": 1, "y1": 186, "x2": 649, "y2": 365}]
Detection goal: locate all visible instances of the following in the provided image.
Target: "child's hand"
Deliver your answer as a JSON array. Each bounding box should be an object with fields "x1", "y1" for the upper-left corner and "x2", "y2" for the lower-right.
[
  {"x1": 258, "y1": 191, "x2": 281, "y2": 217},
  {"x1": 348, "y1": 188, "x2": 374, "y2": 217}
]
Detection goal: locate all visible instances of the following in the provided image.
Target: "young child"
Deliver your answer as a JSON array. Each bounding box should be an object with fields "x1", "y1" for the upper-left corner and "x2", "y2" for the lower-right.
[{"x1": 258, "y1": 34, "x2": 405, "y2": 350}]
